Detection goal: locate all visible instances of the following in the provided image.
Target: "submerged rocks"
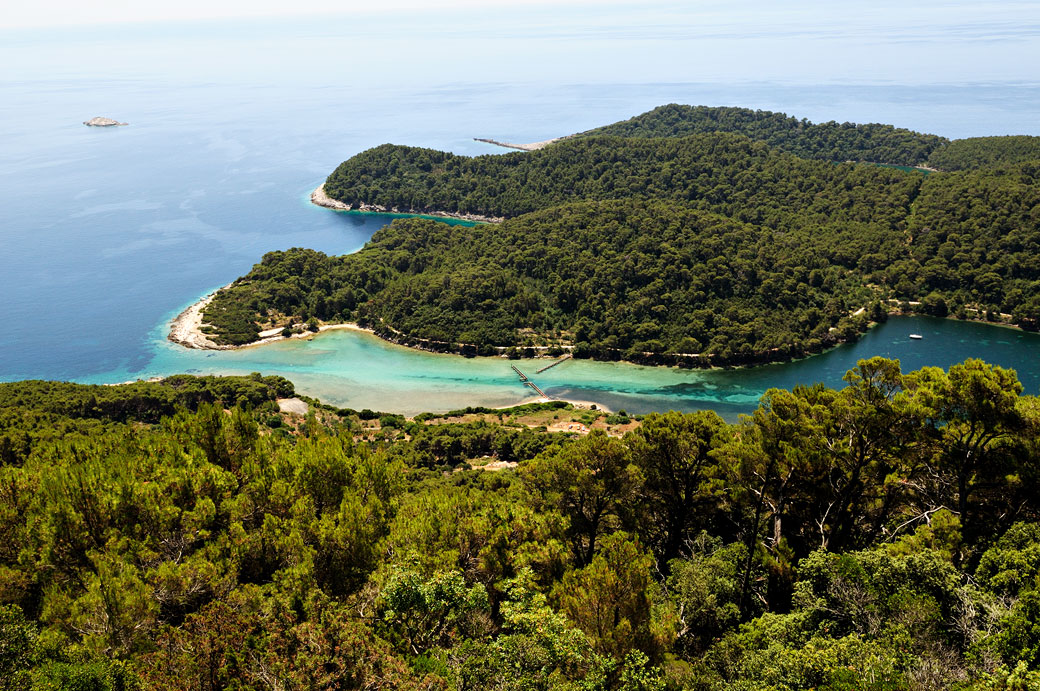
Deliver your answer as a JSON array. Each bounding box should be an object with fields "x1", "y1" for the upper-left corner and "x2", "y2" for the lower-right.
[{"x1": 83, "y1": 117, "x2": 128, "y2": 127}]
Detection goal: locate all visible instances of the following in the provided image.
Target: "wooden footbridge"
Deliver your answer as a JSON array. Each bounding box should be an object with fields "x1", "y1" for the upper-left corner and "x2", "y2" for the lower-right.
[
  {"x1": 536, "y1": 354, "x2": 571, "y2": 373},
  {"x1": 511, "y1": 364, "x2": 550, "y2": 399}
]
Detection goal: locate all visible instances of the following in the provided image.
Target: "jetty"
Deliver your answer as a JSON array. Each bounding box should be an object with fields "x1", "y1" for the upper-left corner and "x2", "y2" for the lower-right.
[
  {"x1": 511, "y1": 364, "x2": 550, "y2": 399},
  {"x1": 536, "y1": 354, "x2": 571, "y2": 373},
  {"x1": 474, "y1": 134, "x2": 575, "y2": 152}
]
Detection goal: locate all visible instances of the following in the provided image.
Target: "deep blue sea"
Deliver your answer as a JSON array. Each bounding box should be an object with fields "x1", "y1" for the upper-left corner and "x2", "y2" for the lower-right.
[{"x1": 2, "y1": 2, "x2": 1040, "y2": 414}]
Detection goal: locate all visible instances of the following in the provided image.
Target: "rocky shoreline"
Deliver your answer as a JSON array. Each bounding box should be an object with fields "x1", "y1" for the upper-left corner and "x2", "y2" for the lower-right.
[
  {"x1": 168, "y1": 289, "x2": 233, "y2": 350},
  {"x1": 168, "y1": 289, "x2": 375, "y2": 351},
  {"x1": 310, "y1": 183, "x2": 504, "y2": 223},
  {"x1": 309, "y1": 183, "x2": 352, "y2": 211}
]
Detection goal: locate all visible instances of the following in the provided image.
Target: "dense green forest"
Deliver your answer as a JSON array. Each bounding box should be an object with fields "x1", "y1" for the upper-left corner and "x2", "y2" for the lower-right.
[
  {"x1": 3, "y1": 359, "x2": 1040, "y2": 689},
  {"x1": 203, "y1": 200, "x2": 883, "y2": 363},
  {"x1": 201, "y1": 107, "x2": 1040, "y2": 357},
  {"x1": 321, "y1": 133, "x2": 922, "y2": 222},
  {"x1": 926, "y1": 135, "x2": 1040, "y2": 172},
  {"x1": 581, "y1": 105, "x2": 1040, "y2": 173},
  {"x1": 582, "y1": 104, "x2": 948, "y2": 167}
]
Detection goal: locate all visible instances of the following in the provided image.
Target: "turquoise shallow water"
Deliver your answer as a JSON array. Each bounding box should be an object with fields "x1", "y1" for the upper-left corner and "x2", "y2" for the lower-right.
[
  {"x1": 2, "y1": 4, "x2": 1040, "y2": 415},
  {"x1": 88, "y1": 301, "x2": 1040, "y2": 419}
]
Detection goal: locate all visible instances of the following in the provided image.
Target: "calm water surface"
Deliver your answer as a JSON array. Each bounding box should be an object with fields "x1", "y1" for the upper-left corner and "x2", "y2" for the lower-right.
[
  {"x1": 2, "y1": 3, "x2": 1039, "y2": 414},
  {"x1": 108, "y1": 311, "x2": 1040, "y2": 419}
]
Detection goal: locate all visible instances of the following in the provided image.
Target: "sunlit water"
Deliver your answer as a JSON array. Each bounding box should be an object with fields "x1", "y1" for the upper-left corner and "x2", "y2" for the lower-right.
[
  {"x1": 2, "y1": 2, "x2": 1039, "y2": 415},
  {"x1": 120, "y1": 311, "x2": 1040, "y2": 419}
]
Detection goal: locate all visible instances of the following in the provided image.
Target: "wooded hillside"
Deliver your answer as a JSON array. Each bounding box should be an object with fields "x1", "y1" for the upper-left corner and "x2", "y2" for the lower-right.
[
  {"x1": 201, "y1": 107, "x2": 1040, "y2": 358},
  {"x1": 3, "y1": 360, "x2": 1040, "y2": 689}
]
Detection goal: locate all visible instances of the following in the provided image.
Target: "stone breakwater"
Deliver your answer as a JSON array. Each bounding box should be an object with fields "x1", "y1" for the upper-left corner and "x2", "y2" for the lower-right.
[
  {"x1": 473, "y1": 134, "x2": 575, "y2": 151},
  {"x1": 310, "y1": 183, "x2": 503, "y2": 223}
]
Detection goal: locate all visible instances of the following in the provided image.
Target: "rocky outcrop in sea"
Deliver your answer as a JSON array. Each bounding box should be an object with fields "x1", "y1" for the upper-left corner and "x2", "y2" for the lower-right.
[{"x1": 83, "y1": 117, "x2": 128, "y2": 127}]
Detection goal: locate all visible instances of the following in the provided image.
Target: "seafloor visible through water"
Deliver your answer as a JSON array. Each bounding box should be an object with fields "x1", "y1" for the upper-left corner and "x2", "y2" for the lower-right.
[{"x1": 2, "y1": 2, "x2": 1039, "y2": 415}]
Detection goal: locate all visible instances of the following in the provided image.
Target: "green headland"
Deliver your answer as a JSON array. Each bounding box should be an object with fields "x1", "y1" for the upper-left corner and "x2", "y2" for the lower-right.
[{"x1": 190, "y1": 105, "x2": 1040, "y2": 369}]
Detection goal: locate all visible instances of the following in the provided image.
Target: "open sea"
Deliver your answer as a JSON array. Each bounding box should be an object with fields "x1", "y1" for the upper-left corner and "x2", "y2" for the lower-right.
[{"x1": 2, "y1": 1, "x2": 1040, "y2": 416}]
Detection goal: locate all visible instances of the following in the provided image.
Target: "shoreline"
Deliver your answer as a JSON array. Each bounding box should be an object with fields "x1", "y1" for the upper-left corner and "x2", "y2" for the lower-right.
[
  {"x1": 168, "y1": 288, "x2": 378, "y2": 351},
  {"x1": 168, "y1": 289, "x2": 227, "y2": 350},
  {"x1": 168, "y1": 287, "x2": 842, "y2": 368},
  {"x1": 161, "y1": 294, "x2": 1034, "y2": 419},
  {"x1": 473, "y1": 134, "x2": 576, "y2": 152},
  {"x1": 166, "y1": 291, "x2": 615, "y2": 412},
  {"x1": 168, "y1": 286, "x2": 1033, "y2": 374},
  {"x1": 505, "y1": 395, "x2": 611, "y2": 413},
  {"x1": 310, "y1": 183, "x2": 504, "y2": 224}
]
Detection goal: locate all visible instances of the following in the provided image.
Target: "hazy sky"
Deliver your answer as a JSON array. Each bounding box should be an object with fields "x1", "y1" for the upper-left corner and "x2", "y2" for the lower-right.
[
  {"x1": 4, "y1": 0, "x2": 1039, "y2": 91},
  {"x1": 2, "y1": 0, "x2": 628, "y2": 28}
]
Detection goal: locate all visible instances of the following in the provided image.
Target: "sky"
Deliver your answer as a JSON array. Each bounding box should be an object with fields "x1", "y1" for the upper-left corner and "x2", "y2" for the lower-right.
[
  {"x1": 2, "y1": 0, "x2": 630, "y2": 28},
  {"x1": 7, "y1": 0, "x2": 1038, "y2": 31},
  {"x1": 4, "y1": 0, "x2": 1039, "y2": 88}
]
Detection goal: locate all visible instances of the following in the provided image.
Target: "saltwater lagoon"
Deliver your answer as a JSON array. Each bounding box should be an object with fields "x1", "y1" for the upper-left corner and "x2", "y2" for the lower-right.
[{"x1": 82, "y1": 286, "x2": 1040, "y2": 419}]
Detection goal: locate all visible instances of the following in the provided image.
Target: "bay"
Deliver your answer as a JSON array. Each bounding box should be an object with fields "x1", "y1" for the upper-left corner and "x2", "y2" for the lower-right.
[
  {"x1": 2, "y1": 2, "x2": 1039, "y2": 415},
  {"x1": 91, "y1": 310, "x2": 1040, "y2": 419}
]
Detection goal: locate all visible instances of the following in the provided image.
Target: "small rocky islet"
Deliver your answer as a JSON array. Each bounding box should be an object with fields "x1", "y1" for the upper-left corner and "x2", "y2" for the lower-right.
[{"x1": 83, "y1": 116, "x2": 128, "y2": 127}]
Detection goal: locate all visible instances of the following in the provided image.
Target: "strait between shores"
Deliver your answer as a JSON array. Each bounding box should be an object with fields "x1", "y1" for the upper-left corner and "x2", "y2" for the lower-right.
[{"x1": 473, "y1": 134, "x2": 576, "y2": 151}]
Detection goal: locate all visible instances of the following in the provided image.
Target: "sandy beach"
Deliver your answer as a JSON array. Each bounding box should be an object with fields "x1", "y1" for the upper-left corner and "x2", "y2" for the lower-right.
[
  {"x1": 167, "y1": 291, "x2": 610, "y2": 411},
  {"x1": 168, "y1": 289, "x2": 228, "y2": 349},
  {"x1": 168, "y1": 289, "x2": 375, "y2": 351},
  {"x1": 507, "y1": 394, "x2": 610, "y2": 413}
]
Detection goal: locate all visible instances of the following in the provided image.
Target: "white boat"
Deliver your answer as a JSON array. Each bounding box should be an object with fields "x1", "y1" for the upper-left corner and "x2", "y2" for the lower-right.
[{"x1": 909, "y1": 334, "x2": 923, "y2": 339}]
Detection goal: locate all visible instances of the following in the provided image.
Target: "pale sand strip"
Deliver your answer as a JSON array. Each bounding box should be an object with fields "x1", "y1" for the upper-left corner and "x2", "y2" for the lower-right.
[
  {"x1": 168, "y1": 287, "x2": 375, "y2": 352},
  {"x1": 168, "y1": 289, "x2": 227, "y2": 350},
  {"x1": 168, "y1": 295, "x2": 611, "y2": 411},
  {"x1": 507, "y1": 395, "x2": 611, "y2": 413},
  {"x1": 168, "y1": 283, "x2": 380, "y2": 351},
  {"x1": 310, "y1": 183, "x2": 503, "y2": 223}
]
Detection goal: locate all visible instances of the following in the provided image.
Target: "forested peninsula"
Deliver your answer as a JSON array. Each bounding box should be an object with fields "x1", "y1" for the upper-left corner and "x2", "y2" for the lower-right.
[
  {"x1": 193, "y1": 105, "x2": 1040, "y2": 365},
  {"x1": 4, "y1": 358, "x2": 1040, "y2": 689}
]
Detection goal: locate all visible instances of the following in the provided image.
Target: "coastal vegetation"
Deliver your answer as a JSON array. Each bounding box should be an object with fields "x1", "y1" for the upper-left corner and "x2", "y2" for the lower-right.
[
  {"x1": 320, "y1": 132, "x2": 922, "y2": 222},
  {"x1": 583, "y1": 104, "x2": 948, "y2": 166},
  {"x1": 583, "y1": 105, "x2": 1040, "y2": 173},
  {"x1": 3, "y1": 359, "x2": 1040, "y2": 689},
  {"x1": 199, "y1": 106, "x2": 1040, "y2": 361},
  {"x1": 926, "y1": 135, "x2": 1040, "y2": 171},
  {"x1": 203, "y1": 200, "x2": 882, "y2": 364}
]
